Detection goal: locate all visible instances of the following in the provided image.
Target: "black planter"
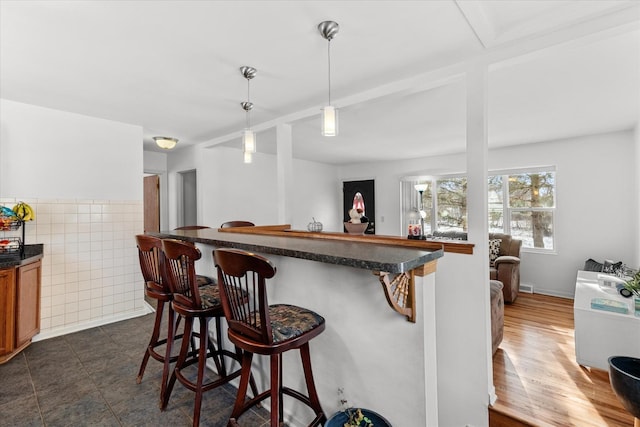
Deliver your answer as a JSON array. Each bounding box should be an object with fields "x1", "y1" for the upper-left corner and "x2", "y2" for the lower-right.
[
  {"x1": 325, "y1": 408, "x2": 392, "y2": 427},
  {"x1": 609, "y1": 356, "x2": 640, "y2": 419}
]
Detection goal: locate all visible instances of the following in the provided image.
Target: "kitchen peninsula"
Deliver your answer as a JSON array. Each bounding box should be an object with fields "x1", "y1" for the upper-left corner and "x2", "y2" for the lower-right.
[{"x1": 150, "y1": 225, "x2": 445, "y2": 425}]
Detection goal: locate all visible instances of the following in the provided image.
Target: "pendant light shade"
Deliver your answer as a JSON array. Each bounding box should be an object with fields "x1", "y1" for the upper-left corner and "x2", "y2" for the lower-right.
[
  {"x1": 153, "y1": 136, "x2": 178, "y2": 150},
  {"x1": 321, "y1": 106, "x2": 338, "y2": 137},
  {"x1": 318, "y1": 21, "x2": 339, "y2": 137},
  {"x1": 243, "y1": 150, "x2": 253, "y2": 164},
  {"x1": 242, "y1": 129, "x2": 256, "y2": 153}
]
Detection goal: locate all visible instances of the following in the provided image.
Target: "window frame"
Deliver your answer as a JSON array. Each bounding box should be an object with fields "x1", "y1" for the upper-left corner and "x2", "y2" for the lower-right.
[
  {"x1": 497, "y1": 166, "x2": 557, "y2": 254},
  {"x1": 402, "y1": 166, "x2": 557, "y2": 253}
]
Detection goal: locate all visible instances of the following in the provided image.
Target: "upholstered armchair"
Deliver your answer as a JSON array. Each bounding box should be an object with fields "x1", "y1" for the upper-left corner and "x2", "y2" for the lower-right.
[
  {"x1": 431, "y1": 230, "x2": 522, "y2": 303},
  {"x1": 489, "y1": 233, "x2": 521, "y2": 303}
]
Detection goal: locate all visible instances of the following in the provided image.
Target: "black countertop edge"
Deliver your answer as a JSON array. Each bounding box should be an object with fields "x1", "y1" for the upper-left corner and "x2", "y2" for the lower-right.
[
  {"x1": 150, "y1": 231, "x2": 443, "y2": 274},
  {"x1": 0, "y1": 244, "x2": 44, "y2": 269}
]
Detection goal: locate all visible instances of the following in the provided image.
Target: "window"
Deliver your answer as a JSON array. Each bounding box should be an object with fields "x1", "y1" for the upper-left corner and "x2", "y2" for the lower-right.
[
  {"x1": 436, "y1": 177, "x2": 467, "y2": 232},
  {"x1": 403, "y1": 168, "x2": 556, "y2": 250},
  {"x1": 504, "y1": 171, "x2": 555, "y2": 250}
]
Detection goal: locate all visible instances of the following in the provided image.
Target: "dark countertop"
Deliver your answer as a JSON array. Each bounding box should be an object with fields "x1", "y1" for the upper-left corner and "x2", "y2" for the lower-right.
[
  {"x1": 0, "y1": 244, "x2": 44, "y2": 269},
  {"x1": 150, "y1": 228, "x2": 443, "y2": 273}
]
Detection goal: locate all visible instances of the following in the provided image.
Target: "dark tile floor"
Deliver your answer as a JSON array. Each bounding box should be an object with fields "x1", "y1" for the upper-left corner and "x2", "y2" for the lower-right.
[{"x1": 0, "y1": 311, "x2": 271, "y2": 426}]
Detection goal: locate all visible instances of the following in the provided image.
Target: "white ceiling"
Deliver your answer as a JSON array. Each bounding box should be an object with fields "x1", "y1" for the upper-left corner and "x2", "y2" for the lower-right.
[{"x1": 1, "y1": 1, "x2": 638, "y2": 165}]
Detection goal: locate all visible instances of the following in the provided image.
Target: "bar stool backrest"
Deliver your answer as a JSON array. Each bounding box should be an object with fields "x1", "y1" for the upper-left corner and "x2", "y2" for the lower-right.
[
  {"x1": 136, "y1": 235, "x2": 166, "y2": 293},
  {"x1": 162, "y1": 239, "x2": 203, "y2": 311},
  {"x1": 214, "y1": 248, "x2": 276, "y2": 345},
  {"x1": 220, "y1": 221, "x2": 254, "y2": 228}
]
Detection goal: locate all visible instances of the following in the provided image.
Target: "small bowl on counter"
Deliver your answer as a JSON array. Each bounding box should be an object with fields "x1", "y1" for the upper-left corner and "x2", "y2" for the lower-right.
[{"x1": 344, "y1": 222, "x2": 368, "y2": 235}]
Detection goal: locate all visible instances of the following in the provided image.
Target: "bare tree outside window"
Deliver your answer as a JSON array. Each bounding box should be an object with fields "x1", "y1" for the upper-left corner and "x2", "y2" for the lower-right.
[
  {"x1": 508, "y1": 172, "x2": 555, "y2": 249},
  {"x1": 436, "y1": 177, "x2": 467, "y2": 232},
  {"x1": 402, "y1": 168, "x2": 555, "y2": 251}
]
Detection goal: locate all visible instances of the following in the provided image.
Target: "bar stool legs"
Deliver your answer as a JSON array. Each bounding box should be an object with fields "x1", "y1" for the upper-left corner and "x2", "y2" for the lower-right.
[
  {"x1": 229, "y1": 344, "x2": 324, "y2": 427},
  {"x1": 161, "y1": 313, "x2": 257, "y2": 427},
  {"x1": 136, "y1": 298, "x2": 166, "y2": 384}
]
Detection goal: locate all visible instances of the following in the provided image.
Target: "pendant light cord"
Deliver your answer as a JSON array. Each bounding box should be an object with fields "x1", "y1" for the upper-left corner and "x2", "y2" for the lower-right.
[
  {"x1": 246, "y1": 79, "x2": 251, "y2": 129},
  {"x1": 327, "y1": 39, "x2": 332, "y2": 105}
]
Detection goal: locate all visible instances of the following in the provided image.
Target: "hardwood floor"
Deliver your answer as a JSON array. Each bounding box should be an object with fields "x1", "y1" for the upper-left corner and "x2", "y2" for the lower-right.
[{"x1": 490, "y1": 293, "x2": 634, "y2": 427}]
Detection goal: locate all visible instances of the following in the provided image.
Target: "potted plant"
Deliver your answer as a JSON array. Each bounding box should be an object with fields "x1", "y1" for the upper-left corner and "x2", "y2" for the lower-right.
[
  {"x1": 325, "y1": 389, "x2": 391, "y2": 427},
  {"x1": 622, "y1": 270, "x2": 640, "y2": 315},
  {"x1": 623, "y1": 270, "x2": 640, "y2": 296}
]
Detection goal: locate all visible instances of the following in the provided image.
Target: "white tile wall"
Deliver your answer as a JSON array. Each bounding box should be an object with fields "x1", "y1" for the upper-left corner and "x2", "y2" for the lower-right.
[{"x1": 0, "y1": 198, "x2": 148, "y2": 339}]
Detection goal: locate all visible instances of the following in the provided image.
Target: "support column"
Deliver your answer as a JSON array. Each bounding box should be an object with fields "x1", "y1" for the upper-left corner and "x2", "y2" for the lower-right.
[
  {"x1": 276, "y1": 124, "x2": 293, "y2": 225},
  {"x1": 634, "y1": 124, "x2": 640, "y2": 267},
  {"x1": 466, "y1": 61, "x2": 494, "y2": 406}
]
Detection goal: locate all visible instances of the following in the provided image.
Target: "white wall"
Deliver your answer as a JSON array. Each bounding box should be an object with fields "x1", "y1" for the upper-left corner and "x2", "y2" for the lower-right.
[
  {"x1": 164, "y1": 145, "x2": 340, "y2": 232},
  {"x1": 340, "y1": 129, "x2": 638, "y2": 298},
  {"x1": 0, "y1": 99, "x2": 147, "y2": 338},
  {"x1": 291, "y1": 159, "x2": 340, "y2": 232},
  {"x1": 337, "y1": 154, "x2": 466, "y2": 237},
  {"x1": 490, "y1": 130, "x2": 637, "y2": 297},
  {"x1": 143, "y1": 150, "x2": 167, "y2": 173},
  {"x1": 0, "y1": 99, "x2": 142, "y2": 200}
]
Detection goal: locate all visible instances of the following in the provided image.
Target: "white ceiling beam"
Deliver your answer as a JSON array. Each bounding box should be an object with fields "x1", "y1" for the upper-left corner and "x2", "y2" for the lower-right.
[
  {"x1": 485, "y1": 5, "x2": 640, "y2": 70},
  {"x1": 200, "y1": 64, "x2": 466, "y2": 149},
  {"x1": 199, "y1": 3, "x2": 639, "y2": 150},
  {"x1": 454, "y1": 0, "x2": 495, "y2": 49}
]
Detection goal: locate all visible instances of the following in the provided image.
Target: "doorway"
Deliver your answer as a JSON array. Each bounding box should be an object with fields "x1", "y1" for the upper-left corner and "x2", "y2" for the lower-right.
[
  {"x1": 343, "y1": 179, "x2": 375, "y2": 234},
  {"x1": 178, "y1": 169, "x2": 197, "y2": 228},
  {"x1": 143, "y1": 174, "x2": 160, "y2": 233}
]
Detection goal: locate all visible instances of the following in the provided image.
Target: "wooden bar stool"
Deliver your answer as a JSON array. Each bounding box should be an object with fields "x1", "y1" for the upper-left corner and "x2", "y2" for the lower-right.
[
  {"x1": 160, "y1": 239, "x2": 257, "y2": 427},
  {"x1": 135, "y1": 234, "x2": 184, "y2": 406},
  {"x1": 214, "y1": 248, "x2": 327, "y2": 427},
  {"x1": 174, "y1": 226, "x2": 216, "y2": 287}
]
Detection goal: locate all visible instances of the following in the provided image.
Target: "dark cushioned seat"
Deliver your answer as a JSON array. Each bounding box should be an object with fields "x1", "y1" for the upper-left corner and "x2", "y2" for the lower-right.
[{"x1": 256, "y1": 304, "x2": 325, "y2": 343}]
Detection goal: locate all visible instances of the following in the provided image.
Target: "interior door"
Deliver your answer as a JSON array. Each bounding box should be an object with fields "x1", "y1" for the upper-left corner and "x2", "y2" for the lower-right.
[
  {"x1": 143, "y1": 175, "x2": 160, "y2": 233},
  {"x1": 343, "y1": 179, "x2": 375, "y2": 234}
]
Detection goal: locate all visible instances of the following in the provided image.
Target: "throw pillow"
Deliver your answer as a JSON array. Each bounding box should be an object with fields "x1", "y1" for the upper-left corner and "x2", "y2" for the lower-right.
[
  {"x1": 583, "y1": 258, "x2": 604, "y2": 272},
  {"x1": 489, "y1": 239, "x2": 502, "y2": 266},
  {"x1": 603, "y1": 259, "x2": 623, "y2": 274}
]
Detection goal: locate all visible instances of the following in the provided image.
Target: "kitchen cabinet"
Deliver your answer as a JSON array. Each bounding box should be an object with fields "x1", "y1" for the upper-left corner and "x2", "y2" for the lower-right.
[{"x1": 0, "y1": 258, "x2": 41, "y2": 364}]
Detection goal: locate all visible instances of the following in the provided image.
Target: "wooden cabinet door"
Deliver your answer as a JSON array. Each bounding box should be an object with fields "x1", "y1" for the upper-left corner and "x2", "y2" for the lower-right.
[
  {"x1": 0, "y1": 268, "x2": 16, "y2": 356},
  {"x1": 15, "y1": 260, "x2": 41, "y2": 348}
]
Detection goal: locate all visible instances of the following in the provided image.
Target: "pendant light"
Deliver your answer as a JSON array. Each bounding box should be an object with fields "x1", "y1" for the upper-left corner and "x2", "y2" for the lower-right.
[
  {"x1": 153, "y1": 136, "x2": 178, "y2": 150},
  {"x1": 318, "y1": 20, "x2": 339, "y2": 137},
  {"x1": 240, "y1": 66, "x2": 257, "y2": 163}
]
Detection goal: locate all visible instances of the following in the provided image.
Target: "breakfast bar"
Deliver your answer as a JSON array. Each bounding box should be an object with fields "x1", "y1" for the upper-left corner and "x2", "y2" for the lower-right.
[{"x1": 150, "y1": 225, "x2": 445, "y2": 425}]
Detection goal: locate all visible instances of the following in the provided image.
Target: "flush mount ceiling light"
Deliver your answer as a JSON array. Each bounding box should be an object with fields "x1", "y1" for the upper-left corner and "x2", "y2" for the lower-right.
[
  {"x1": 318, "y1": 20, "x2": 339, "y2": 137},
  {"x1": 240, "y1": 66, "x2": 257, "y2": 164},
  {"x1": 153, "y1": 136, "x2": 178, "y2": 150}
]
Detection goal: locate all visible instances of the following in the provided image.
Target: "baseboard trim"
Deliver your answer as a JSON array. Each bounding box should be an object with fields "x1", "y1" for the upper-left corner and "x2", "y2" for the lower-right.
[
  {"x1": 519, "y1": 284, "x2": 534, "y2": 294},
  {"x1": 32, "y1": 305, "x2": 154, "y2": 342}
]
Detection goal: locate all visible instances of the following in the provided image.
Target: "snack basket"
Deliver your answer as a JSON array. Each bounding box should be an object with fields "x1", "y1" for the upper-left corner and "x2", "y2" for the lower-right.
[
  {"x1": 0, "y1": 237, "x2": 23, "y2": 257},
  {"x1": 0, "y1": 216, "x2": 22, "y2": 231}
]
